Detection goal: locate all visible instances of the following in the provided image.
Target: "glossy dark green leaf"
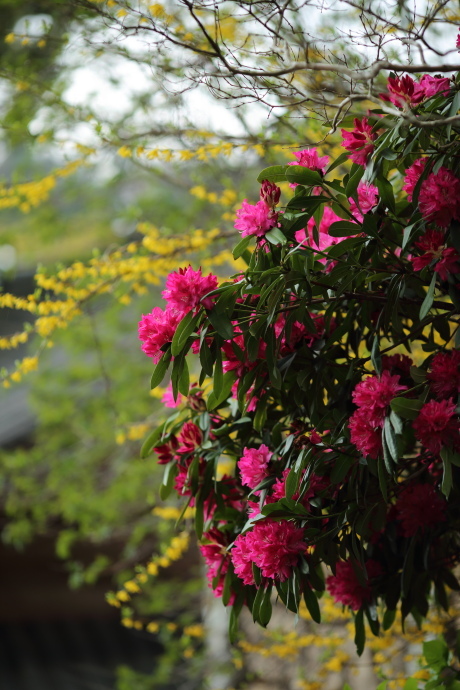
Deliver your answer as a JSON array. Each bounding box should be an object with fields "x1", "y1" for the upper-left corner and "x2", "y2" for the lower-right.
[
  {"x1": 140, "y1": 422, "x2": 166, "y2": 459},
  {"x1": 327, "y1": 220, "x2": 359, "y2": 237},
  {"x1": 419, "y1": 272, "x2": 436, "y2": 321},
  {"x1": 150, "y1": 350, "x2": 172, "y2": 389},
  {"x1": 257, "y1": 165, "x2": 288, "y2": 183},
  {"x1": 303, "y1": 585, "x2": 321, "y2": 623},
  {"x1": 207, "y1": 308, "x2": 234, "y2": 339},
  {"x1": 160, "y1": 461, "x2": 177, "y2": 500},
  {"x1": 354, "y1": 608, "x2": 366, "y2": 656},
  {"x1": 171, "y1": 311, "x2": 199, "y2": 356},
  {"x1": 390, "y1": 397, "x2": 424, "y2": 420},
  {"x1": 233, "y1": 235, "x2": 252, "y2": 260},
  {"x1": 286, "y1": 167, "x2": 323, "y2": 186},
  {"x1": 265, "y1": 227, "x2": 287, "y2": 245},
  {"x1": 441, "y1": 449, "x2": 453, "y2": 497}
]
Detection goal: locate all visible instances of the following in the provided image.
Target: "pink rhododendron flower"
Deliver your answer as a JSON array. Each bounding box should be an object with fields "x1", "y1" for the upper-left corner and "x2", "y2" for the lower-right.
[
  {"x1": 411, "y1": 229, "x2": 460, "y2": 280},
  {"x1": 381, "y1": 354, "x2": 413, "y2": 378},
  {"x1": 349, "y1": 182, "x2": 379, "y2": 222},
  {"x1": 352, "y1": 370, "x2": 407, "y2": 427},
  {"x1": 138, "y1": 306, "x2": 182, "y2": 363},
  {"x1": 295, "y1": 206, "x2": 355, "y2": 269},
  {"x1": 260, "y1": 180, "x2": 281, "y2": 208},
  {"x1": 162, "y1": 382, "x2": 183, "y2": 408},
  {"x1": 327, "y1": 559, "x2": 381, "y2": 611},
  {"x1": 162, "y1": 265, "x2": 218, "y2": 313},
  {"x1": 348, "y1": 408, "x2": 382, "y2": 459},
  {"x1": 418, "y1": 168, "x2": 460, "y2": 228},
  {"x1": 153, "y1": 435, "x2": 178, "y2": 464},
  {"x1": 341, "y1": 117, "x2": 376, "y2": 166},
  {"x1": 457, "y1": 29, "x2": 460, "y2": 50},
  {"x1": 231, "y1": 520, "x2": 306, "y2": 583},
  {"x1": 234, "y1": 199, "x2": 277, "y2": 238},
  {"x1": 177, "y1": 422, "x2": 203, "y2": 454},
  {"x1": 403, "y1": 158, "x2": 426, "y2": 201},
  {"x1": 428, "y1": 350, "x2": 460, "y2": 400},
  {"x1": 418, "y1": 74, "x2": 450, "y2": 100},
  {"x1": 395, "y1": 483, "x2": 446, "y2": 537},
  {"x1": 200, "y1": 529, "x2": 234, "y2": 599},
  {"x1": 287, "y1": 148, "x2": 329, "y2": 187},
  {"x1": 413, "y1": 398, "x2": 459, "y2": 455},
  {"x1": 238, "y1": 444, "x2": 272, "y2": 490},
  {"x1": 380, "y1": 75, "x2": 425, "y2": 108}
]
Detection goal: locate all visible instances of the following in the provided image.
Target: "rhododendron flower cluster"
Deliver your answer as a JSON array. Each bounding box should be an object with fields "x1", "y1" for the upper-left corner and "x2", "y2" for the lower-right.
[
  {"x1": 138, "y1": 72, "x2": 460, "y2": 651},
  {"x1": 418, "y1": 168, "x2": 460, "y2": 228},
  {"x1": 341, "y1": 117, "x2": 376, "y2": 166},
  {"x1": 162, "y1": 266, "x2": 218, "y2": 312},
  {"x1": 231, "y1": 520, "x2": 306, "y2": 583}
]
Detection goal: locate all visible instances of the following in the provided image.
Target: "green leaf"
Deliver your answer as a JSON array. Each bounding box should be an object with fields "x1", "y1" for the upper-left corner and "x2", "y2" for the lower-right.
[
  {"x1": 423, "y1": 638, "x2": 448, "y2": 670},
  {"x1": 286, "y1": 166, "x2": 323, "y2": 186},
  {"x1": 150, "y1": 350, "x2": 172, "y2": 390},
  {"x1": 160, "y1": 461, "x2": 177, "y2": 500},
  {"x1": 257, "y1": 165, "x2": 288, "y2": 183},
  {"x1": 441, "y1": 448, "x2": 453, "y2": 497},
  {"x1": 325, "y1": 151, "x2": 349, "y2": 174},
  {"x1": 233, "y1": 235, "x2": 252, "y2": 260},
  {"x1": 382, "y1": 608, "x2": 396, "y2": 631},
  {"x1": 376, "y1": 683, "x2": 387, "y2": 690},
  {"x1": 383, "y1": 416, "x2": 399, "y2": 462},
  {"x1": 286, "y1": 195, "x2": 329, "y2": 211},
  {"x1": 194, "y1": 491, "x2": 204, "y2": 540},
  {"x1": 419, "y1": 271, "x2": 436, "y2": 321},
  {"x1": 345, "y1": 164, "x2": 365, "y2": 197},
  {"x1": 403, "y1": 682, "x2": 418, "y2": 690},
  {"x1": 171, "y1": 311, "x2": 199, "y2": 356},
  {"x1": 327, "y1": 220, "x2": 359, "y2": 237},
  {"x1": 441, "y1": 446, "x2": 460, "y2": 467},
  {"x1": 390, "y1": 397, "x2": 424, "y2": 420},
  {"x1": 207, "y1": 371, "x2": 236, "y2": 410},
  {"x1": 259, "y1": 584, "x2": 273, "y2": 627},
  {"x1": 376, "y1": 176, "x2": 396, "y2": 213},
  {"x1": 265, "y1": 227, "x2": 287, "y2": 245},
  {"x1": 178, "y1": 356, "x2": 190, "y2": 396},
  {"x1": 140, "y1": 423, "x2": 166, "y2": 459},
  {"x1": 303, "y1": 586, "x2": 321, "y2": 623},
  {"x1": 200, "y1": 338, "x2": 214, "y2": 376},
  {"x1": 207, "y1": 308, "x2": 234, "y2": 339},
  {"x1": 354, "y1": 608, "x2": 366, "y2": 656},
  {"x1": 213, "y1": 348, "x2": 223, "y2": 399},
  {"x1": 371, "y1": 335, "x2": 382, "y2": 375}
]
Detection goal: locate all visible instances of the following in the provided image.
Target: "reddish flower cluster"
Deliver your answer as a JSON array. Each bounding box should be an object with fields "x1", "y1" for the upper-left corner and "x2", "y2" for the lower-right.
[
  {"x1": 349, "y1": 371, "x2": 407, "y2": 458},
  {"x1": 138, "y1": 306, "x2": 182, "y2": 363},
  {"x1": 411, "y1": 229, "x2": 460, "y2": 280},
  {"x1": 381, "y1": 74, "x2": 450, "y2": 108},
  {"x1": 231, "y1": 519, "x2": 306, "y2": 583},
  {"x1": 403, "y1": 158, "x2": 426, "y2": 201},
  {"x1": 418, "y1": 168, "x2": 460, "y2": 228},
  {"x1": 428, "y1": 350, "x2": 460, "y2": 400},
  {"x1": 349, "y1": 182, "x2": 379, "y2": 222},
  {"x1": 238, "y1": 444, "x2": 272, "y2": 490},
  {"x1": 162, "y1": 266, "x2": 218, "y2": 313},
  {"x1": 413, "y1": 399, "x2": 459, "y2": 455},
  {"x1": 287, "y1": 148, "x2": 329, "y2": 187},
  {"x1": 395, "y1": 483, "x2": 446, "y2": 537},
  {"x1": 341, "y1": 117, "x2": 376, "y2": 166},
  {"x1": 327, "y1": 560, "x2": 381, "y2": 611}
]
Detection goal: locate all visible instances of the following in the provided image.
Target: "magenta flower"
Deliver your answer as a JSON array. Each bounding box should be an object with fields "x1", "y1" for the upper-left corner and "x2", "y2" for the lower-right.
[
  {"x1": 327, "y1": 559, "x2": 381, "y2": 611},
  {"x1": 234, "y1": 199, "x2": 277, "y2": 238},
  {"x1": 341, "y1": 117, "x2": 376, "y2": 166},
  {"x1": 418, "y1": 74, "x2": 450, "y2": 100},
  {"x1": 162, "y1": 382, "x2": 183, "y2": 408},
  {"x1": 457, "y1": 28, "x2": 460, "y2": 51},
  {"x1": 231, "y1": 519, "x2": 306, "y2": 583},
  {"x1": 352, "y1": 370, "x2": 407, "y2": 427},
  {"x1": 260, "y1": 180, "x2": 281, "y2": 208},
  {"x1": 395, "y1": 483, "x2": 446, "y2": 537},
  {"x1": 348, "y1": 182, "x2": 379, "y2": 222},
  {"x1": 138, "y1": 306, "x2": 182, "y2": 363},
  {"x1": 428, "y1": 350, "x2": 460, "y2": 400},
  {"x1": 287, "y1": 148, "x2": 329, "y2": 188},
  {"x1": 380, "y1": 75, "x2": 425, "y2": 108},
  {"x1": 411, "y1": 229, "x2": 460, "y2": 280},
  {"x1": 403, "y1": 158, "x2": 426, "y2": 201},
  {"x1": 413, "y1": 398, "x2": 458, "y2": 455},
  {"x1": 348, "y1": 408, "x2": 382, "y2": 459},
  {"x1": 162, "y1": 265, "x2": 218, "y2": 313},
  {"x1": 418, "y1": 167, "x2": 460, "y2": 228},
  {"x1": 177, "y1": 421, "x2": 203, "y2": 454},
  {"x1": 238, "y1": 444, "x2": 272, "y2": 490}
]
